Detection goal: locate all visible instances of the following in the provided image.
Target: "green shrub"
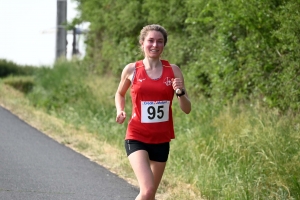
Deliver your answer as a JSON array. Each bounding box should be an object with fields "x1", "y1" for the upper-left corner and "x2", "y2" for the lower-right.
[
  {"x1": 3, "y1": 76, "x2": 34, "y2": 94},
  {"x1": 73, "y1": 0, "x2": 300, "y2": 111},
  {"x1": 27, "y1": 60, "x2": 108, "y2": 129},
  {"x1": 28, "y1": 61, "x2": 90, "y2": 111},
  {"x1": 0, "y1": 59, "x2": 38, "y2": 77}
]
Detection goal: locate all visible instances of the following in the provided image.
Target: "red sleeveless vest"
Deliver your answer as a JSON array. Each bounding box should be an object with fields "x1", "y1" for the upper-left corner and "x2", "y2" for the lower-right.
[{"x1": 126, "y1": 60, "x2": 175, "y2": 143}]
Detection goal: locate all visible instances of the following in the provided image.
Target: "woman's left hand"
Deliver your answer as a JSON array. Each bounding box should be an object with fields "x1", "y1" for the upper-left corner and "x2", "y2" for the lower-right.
[{"x1": 172, "y1": 78, "x2": 183, "y2": 91}]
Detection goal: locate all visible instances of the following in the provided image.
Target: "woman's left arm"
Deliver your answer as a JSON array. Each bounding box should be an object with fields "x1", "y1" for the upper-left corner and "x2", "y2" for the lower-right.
[{"x1": 171, "y1": 64, "x2": 191, "y2": 114}]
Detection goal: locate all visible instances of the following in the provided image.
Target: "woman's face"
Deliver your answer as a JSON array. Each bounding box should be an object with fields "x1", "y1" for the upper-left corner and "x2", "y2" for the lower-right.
[{"x1": 141, "y1": 30, "x2": 165, "y2": 58}]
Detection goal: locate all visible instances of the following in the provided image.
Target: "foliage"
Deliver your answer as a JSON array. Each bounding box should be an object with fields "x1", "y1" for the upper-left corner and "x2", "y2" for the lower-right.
[
  {"x1": 4, "y1": 58, "x2": 299, "y2": 199},
  {"x1": 3, "y1": 76, "x2": 34, "y2": 94},
  {"x1": 72, "y1": 0, "x2": 300, "y2": 111},
  {"x1": 12, "y1": 61, "x2": 300, "y2": 199},
  {"x1": 65, "y1": 0, "x2": 300, "y2": 197},
  {"x1": 27, "y1": 61, "x2": 97, "y2": 119},
  {"x1": 171, "y1": 101, "x2": 300, "y2": 199},
  {"x1": 27, "y1": 60, "x2": 123, "y2": 143},
  {"x1": 2, "y1": 0, "x2": 297, "y2": 198},
  {"x1": 0, "y1": 59, "x2": 38, "y2": 78}
]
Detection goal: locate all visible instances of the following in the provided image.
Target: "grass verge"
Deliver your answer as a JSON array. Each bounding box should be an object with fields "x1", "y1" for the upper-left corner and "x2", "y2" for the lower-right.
[
  {"x1": 1, "y1": 61, "x2": 299, "y2": 199},
  {"x1": 0, "y1": 77, "x2": 202, "y2": 200}
]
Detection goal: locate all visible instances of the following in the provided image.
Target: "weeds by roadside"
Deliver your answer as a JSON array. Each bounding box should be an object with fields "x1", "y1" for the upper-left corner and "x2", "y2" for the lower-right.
[{"x1": 1, "y1": 60, "x2": 299, "y2": 199}]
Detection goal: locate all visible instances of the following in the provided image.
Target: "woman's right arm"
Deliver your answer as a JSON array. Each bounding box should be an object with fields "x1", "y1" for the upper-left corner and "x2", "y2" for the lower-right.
[{"x1": 115, "y1": 63, "x2": 135, "y2": 124}]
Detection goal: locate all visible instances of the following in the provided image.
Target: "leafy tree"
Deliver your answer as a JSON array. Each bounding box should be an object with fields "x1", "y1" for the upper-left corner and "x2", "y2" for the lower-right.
[{"x1": 72, "y1": 0, "x2": 300, "y2": 111}]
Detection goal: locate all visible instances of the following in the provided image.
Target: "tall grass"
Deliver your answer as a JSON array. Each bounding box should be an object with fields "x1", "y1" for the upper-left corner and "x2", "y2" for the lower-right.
[
  {"x1": 22, "y1": 61, "x2": 300, "y2": 199},
  {"x1": 26, "y1": 60, "x2": 125, "y2": 145},
  {"x1": 171, "y1": 101, "x2": 300, "y2": 199}
]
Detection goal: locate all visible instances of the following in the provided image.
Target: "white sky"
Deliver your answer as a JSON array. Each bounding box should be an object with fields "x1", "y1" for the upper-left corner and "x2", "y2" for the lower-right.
[{"x1": 0, "y1": 0, "x2": 86, "y2": 67}]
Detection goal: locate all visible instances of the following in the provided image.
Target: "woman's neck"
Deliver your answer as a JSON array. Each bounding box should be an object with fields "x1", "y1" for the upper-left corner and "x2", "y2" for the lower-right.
[{"x1": 143, "y1": 57, "x2": 161, "y2": 69}]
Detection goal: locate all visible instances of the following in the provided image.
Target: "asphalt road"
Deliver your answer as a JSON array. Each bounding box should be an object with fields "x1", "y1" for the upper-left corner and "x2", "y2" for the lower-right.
[{"x1": 0, "y1": 106, "x2": 138, "y2": 200}]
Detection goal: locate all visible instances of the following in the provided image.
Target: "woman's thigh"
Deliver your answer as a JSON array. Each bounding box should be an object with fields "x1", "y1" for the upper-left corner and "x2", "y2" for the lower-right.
[{"x1": 128, "y1": 150, "x2": 155, "y2": 189}]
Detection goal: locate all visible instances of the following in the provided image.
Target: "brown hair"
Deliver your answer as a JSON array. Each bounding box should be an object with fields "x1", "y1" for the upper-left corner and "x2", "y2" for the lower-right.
[{"x1": 139, "y1": 24, "x2": 168, "y2": 46}]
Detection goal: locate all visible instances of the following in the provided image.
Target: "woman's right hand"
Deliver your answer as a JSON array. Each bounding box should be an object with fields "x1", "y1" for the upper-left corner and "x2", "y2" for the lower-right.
[{"x1": 116, "y1": 111, "x2": 126, "y2": 124}]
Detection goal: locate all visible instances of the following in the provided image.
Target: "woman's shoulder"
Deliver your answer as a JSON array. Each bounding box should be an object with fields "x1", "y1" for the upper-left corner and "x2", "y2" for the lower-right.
[
  {"x1": 160, "y1": 60, "x2": 182, "y2": 77},
  {"x1": 121, "y1": 62, "x2": 137, "y2": 80},
  {"x1": 123, "y1": 62, "x2": 136, "y2": 73},
  {"x1": 170, "y1": 63, "x2": 183, "y2": 78},
  {"x1": 169, "y1": 63, "x2": 180, "y2": 70},
  {"x1": 170, "y1": 63, "x2": 179, "y2": 69}
]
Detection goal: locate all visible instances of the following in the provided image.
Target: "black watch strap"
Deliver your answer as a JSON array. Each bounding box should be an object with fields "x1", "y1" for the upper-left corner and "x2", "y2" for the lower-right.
[{"x1": 176, "y1": 88, "x2": 186, "y2": 97}]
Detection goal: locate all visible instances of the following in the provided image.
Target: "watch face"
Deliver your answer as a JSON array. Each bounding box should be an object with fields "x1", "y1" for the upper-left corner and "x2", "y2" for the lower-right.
[
  {"x1": 176, "y1": 88, "x2": 182, "y2": 94},
  {"x1": 176, "y1": 89, "x2": 185, "y2": 97}
]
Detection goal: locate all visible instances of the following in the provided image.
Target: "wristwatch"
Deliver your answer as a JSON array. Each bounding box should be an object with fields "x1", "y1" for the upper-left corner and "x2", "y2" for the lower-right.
[{"x1": 176, "y1": 88, "x2": 186, "y2": 97}]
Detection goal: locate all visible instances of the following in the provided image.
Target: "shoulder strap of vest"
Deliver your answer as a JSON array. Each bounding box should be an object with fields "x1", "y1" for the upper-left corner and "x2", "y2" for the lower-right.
[
  {"x1": 161, "y1": 60, "x2": 171, "y2": 67},
  {"x1": 135, "y1": 60, "x2": 143, "y2": 69}
]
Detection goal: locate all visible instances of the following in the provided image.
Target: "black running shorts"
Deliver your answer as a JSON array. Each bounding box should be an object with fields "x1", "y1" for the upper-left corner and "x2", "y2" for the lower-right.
[{"x1": 125, "y1": 140, "x2": 170, "y2": 162}]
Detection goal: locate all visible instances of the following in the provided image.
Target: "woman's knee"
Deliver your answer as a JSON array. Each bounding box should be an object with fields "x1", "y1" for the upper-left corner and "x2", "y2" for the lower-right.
[{"x1": 140, "y1": 185, "x2": 156, "y2": 200}]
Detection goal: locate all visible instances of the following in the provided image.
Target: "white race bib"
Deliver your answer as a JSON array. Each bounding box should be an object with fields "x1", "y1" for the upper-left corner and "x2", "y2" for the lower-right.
[{"x1": 141, "y1": 101, "x2": 170, "y2": 123}]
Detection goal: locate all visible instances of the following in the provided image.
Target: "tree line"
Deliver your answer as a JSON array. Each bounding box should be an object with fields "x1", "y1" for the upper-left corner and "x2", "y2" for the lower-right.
[{"x1": 72, "y1": 0, "x2": 300, "y2": 111}]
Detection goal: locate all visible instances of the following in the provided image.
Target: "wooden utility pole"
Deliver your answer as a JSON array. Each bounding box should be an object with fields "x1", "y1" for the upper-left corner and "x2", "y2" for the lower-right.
[
  {"x1": 56, "y1": 0, "x2": 67, "y2": 60},
  {"x1": 72, "y1": 27, "x2": 78, "y2": 56}
]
